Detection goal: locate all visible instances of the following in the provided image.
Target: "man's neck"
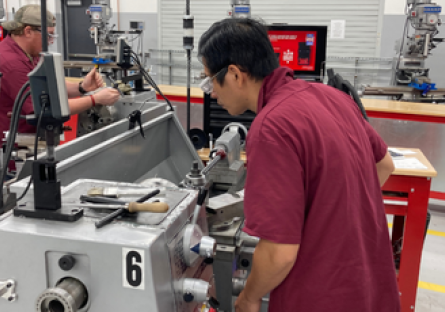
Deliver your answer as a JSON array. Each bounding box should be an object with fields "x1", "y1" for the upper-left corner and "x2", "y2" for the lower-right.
[
  {"x1": 11, "y1": 35, "x2": 32, "y2": 57},
  {"x1": 246, "y1": 79, "x2": 264, "y2": 113}
]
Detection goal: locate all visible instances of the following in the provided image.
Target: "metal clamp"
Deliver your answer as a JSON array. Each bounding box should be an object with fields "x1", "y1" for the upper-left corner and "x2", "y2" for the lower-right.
[{"x1": 0, "y1": 279, "x2": 17, "y2": 302}]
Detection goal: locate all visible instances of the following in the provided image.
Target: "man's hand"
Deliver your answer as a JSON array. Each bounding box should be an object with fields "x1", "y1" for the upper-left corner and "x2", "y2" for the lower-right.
[
  {"x1": 235, "y1": 292, "x2": 262, "y2": 312},
  {"x1": 94, "y1": 88, "x2": 120, "y2": 106},
  {"x1": 82, "y1": 68, "x2": 104, "y2": 92}
]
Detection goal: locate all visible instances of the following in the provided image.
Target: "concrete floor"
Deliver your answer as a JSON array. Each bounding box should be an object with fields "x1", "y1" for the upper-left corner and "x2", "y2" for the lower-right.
[
  {"x1": 415, "y1": 204, "x2": 445, "y2": 312},
  {"x1": 170, "y1": 100, "x2": 445, "y2": 311}
]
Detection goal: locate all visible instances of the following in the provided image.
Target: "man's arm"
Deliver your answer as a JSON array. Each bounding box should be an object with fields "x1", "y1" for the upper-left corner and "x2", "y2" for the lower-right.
[
  {"x1": 65, "y1": 81, "x2": 82, "y2": 98},
  {"x1": 235, "y1": 240, "x2": 299, "y2": 311},
  {"x1": 67, "y1": 89, "x2": 121, "y2": 115},
  {"x1": 376, "y1": 151, "x2": 395, "y2": 187},
  {"x1": 65, "y1": 68, "x2": 105, "y2": 98},
  {"x1": 68, "y1": 96, "x2": 93, "y2": 115}
]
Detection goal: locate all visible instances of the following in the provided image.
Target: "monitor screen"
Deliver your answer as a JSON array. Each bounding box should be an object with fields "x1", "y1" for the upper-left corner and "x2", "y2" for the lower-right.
[{"x1": 267, "y1": 25, "x2": 327, "y2": 79}]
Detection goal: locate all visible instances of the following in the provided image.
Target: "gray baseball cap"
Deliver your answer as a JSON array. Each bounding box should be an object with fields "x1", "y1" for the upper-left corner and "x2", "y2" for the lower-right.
[{"x1": 2, "y1": 4, "x2": 55, "y2": 31}]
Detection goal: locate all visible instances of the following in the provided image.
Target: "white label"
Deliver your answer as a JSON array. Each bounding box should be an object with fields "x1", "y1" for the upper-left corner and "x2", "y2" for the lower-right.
[
  {"x1": 393, "y1": 158, "x2": 428, "y2": 170},
  {"x1": 122, "y1": 248, "x2": 145, "y2": 290},
  {"x1": 330, "y1": 20, "x2": 346, "y2": 39},
  {"x1": 283, "y1": 49, "x2": 294, "y2": 63}
]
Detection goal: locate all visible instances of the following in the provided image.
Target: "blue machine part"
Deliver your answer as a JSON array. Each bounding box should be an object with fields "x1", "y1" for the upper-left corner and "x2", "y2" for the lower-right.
[
  {"x1": 234, "y1": 7, "x2": 250, "y2": 13},
  {"x1": 424, "y1": 6, "x2": 441, "y2": 13},
  {"x1": 92, "y1": 58, "x2": 112, "y2": 65},
  {"x1": 90, "y1": 6, "x2": 103, "y2": 12},
  {"x1": 306, "y1": 34, "x2": 314, "y2": 46},
  {"x1": 408, "y1": 81, "x2": 437, "y2": 96}
]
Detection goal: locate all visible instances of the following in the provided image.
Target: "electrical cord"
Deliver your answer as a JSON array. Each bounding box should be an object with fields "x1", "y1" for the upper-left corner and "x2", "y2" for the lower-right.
[
  {"x1": 1, "y1": 83, "x2": 31, "y2": 190},
  {"x1": 396, "y1": 17, "x2": 410, "y2": 71},
  {"x1": 129, "y1": 50, "x2": 175, "y2": 111},
  {"x1": 16, "y1": 102, "x2": 47, "y2": 201},
  {"x1": 2, "y1": 90, "x2": 31, "y2": 183}
]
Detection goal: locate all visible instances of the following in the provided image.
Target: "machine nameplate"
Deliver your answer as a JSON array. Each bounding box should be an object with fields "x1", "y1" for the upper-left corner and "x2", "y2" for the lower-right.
[
  {"x1": 122, "y1": 248, "x2": 145, "y2": 290},
  {"x1": 234, "y1": 7, "x2": 250, "y2": 13},
  {"x1": 90, "y1": 6, "x2": 103, "y2": 12},
  {"x1": 424, "y1": 7, "x2": 441, "y2": 13}
]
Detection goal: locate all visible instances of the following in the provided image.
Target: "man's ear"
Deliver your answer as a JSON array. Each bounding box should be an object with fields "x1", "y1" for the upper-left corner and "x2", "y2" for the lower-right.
[
  {"x1": 228, "y1": 65, "x2": 244, "y2": 87},
  {"x1": 23, "y1": 26, "x2": 33, "y2": 37}
]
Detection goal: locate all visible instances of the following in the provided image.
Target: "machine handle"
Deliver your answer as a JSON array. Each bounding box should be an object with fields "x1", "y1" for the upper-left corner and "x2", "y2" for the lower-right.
[
  {"x1": 136, "y1": 189, "x2": 160, "y2": 203},
  {"x1": 127, "y1": 202, "x2": 169, "y2": 213},
  {"x1": 95, "y1": 208, "x2": 125, "y2": 229},
  {"x1": 80, "y1": 195, "x2": 126, "y2": 205}
]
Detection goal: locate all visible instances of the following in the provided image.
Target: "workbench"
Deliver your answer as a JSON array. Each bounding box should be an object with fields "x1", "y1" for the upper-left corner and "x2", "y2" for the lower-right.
[
  {"x1": 383, "y1": 148, "x2": 436, "y2": 312},
  {"x1": 362, "y1": 98, "x2": 445, "y2": 124}
]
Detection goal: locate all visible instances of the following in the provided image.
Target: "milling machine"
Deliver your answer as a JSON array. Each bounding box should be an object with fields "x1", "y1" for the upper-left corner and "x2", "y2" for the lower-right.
[
  {"x1": 363, "y1": 0, "x2": 445, "y2": 101},
  {"x1": 230, "y1": 0, "x2": 251, "y2": 18},
  {"x1": 75, "y1": 0, "x2": 160, "y2": 136}
]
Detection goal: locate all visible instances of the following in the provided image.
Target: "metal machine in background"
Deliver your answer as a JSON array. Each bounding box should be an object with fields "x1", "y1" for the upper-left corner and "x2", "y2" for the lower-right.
[
  {"x1": 394, "y1": 0, "x2": 443, "y2": 87},
  {"x1": 87, "y1": 0, "x2": 142, "y2": 61},
  {"x1": 363, "y1": 0, "x2": 445, "y2": 101},
  {"x1": 230, "y1": 0, "x2": 251, "y2": 18},
  {"x1": 0, "y1": 0, "x2": 4, "y2": 19}
]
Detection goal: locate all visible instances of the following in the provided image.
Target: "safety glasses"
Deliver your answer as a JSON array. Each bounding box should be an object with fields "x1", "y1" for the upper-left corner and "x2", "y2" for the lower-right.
[
  {"x1": 200, "y1": 67, "x2": 227, "y2": 94},
  {"x1": 33, "y1": 28, "x2": 59, "y2": 43}
]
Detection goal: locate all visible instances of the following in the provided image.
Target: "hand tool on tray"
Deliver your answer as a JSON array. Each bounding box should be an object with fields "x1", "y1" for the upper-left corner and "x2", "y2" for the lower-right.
[{"x1": 95, "y1": 189, "x2": 164, "y2": 229}]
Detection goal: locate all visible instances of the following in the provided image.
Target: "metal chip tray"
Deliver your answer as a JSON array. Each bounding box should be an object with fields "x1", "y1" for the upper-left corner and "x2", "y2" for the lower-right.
[{"x1": 60, "y1": 179, "x2": 189, "y2": 226}]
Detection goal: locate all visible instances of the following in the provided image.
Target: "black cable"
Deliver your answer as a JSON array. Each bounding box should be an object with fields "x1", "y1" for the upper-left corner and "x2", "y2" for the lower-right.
[
  {"x1": 396, "y1": 17, "x2": 410, "y2": 71},
  {"x1": 17, "y1": 102, "x2": 47, "y2": 201},
  {"x1": 130, "y1": 51, "x2": 175, "y2": 111},
  {"x1": 1, "y1": 84, "x2": 31, "y2": 189}
]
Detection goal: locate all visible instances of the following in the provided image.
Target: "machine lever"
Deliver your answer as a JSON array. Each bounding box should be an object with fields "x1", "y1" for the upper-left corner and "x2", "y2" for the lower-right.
[
  {"x1": 84, "y1": 201, "x2": 168, "y2": 212},
  {"x1": 128, "y1": 110, "x2": 145, "y2": 138}
]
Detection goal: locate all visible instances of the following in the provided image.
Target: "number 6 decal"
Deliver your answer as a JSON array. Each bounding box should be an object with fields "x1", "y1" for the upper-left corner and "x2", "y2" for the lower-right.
[{"x1": 123, "y1": 248, "x2": 145, "y2": 290}]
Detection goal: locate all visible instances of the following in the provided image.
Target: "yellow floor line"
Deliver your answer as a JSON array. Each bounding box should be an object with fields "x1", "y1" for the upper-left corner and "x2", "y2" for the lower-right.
[
  {"x1": 418, "y1": 281, "x2": 445, "y2": 294},
  {"x1": 386, "y1": 223, "x2": 445, "y2": 294},
  {"x1": 388, "y1": 223, "x2": 445, "y2": 238}
]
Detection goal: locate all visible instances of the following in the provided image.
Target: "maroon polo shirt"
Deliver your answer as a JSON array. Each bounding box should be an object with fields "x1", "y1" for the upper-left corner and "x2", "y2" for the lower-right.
[
  {"x1": 243, "y1": 67, "x2": 400, "y2": 312},
  {"x1": 0, "y1": 35, "x2": 39, "y2": 136}
]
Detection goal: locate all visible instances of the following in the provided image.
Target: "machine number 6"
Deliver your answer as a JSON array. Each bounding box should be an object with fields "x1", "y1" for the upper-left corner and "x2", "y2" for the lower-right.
[{"x1": 122, "y1": 248, "x2": 145, "y2": 290}]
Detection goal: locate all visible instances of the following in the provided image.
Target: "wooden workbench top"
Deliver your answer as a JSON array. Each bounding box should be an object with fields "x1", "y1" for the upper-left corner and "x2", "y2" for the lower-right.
[
  {"x1": 361, "y1": 98, "x2": 445, "y2": 117},
  {"x1": 157, "y1": 85, "x2": 204, "y2": 99},
  {"x1": 197, "y1": 148, "x2": 246, "y2": 163},
  {"x1": 65, "y1": 77, "x2": 84, "y2": 84},
  {"x1": 64, "y1": 78, "x2": 445, "y2": 119},
  {"x1": 198, "y1": 147, "x2": 436, "y2": 178},
  {"x1": 390, "y1": 148, "x2": 437, "y2": 178},
  {"x1": 154, "y1": 85, "x2": 445, "y2": 118}
]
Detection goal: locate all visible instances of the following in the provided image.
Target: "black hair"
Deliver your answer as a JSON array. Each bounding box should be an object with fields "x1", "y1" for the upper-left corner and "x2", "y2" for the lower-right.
[{"x1": 198, "y1": 18, "x2": 279, "y2": 85}]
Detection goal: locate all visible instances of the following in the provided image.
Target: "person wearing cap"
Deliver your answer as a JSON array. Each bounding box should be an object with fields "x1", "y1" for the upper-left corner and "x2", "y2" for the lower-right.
[{"x1": 0, "y1": 4, "x2": 120, "y2": 136}]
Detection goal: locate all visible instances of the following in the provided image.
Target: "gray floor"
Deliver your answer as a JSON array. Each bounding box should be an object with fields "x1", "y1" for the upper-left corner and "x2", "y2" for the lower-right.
[{"x1": 415, "y1": 204, "x2": 445, "y2": 312}]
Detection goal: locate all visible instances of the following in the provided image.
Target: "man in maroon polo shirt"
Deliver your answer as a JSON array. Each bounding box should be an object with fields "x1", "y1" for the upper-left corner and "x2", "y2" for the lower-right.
[
  {"x1": 198, "y1": 19, "x2": 400, "y2": 312},
  {"x1": 0, "y1": 5, "x2": 120, "y2": 136}
]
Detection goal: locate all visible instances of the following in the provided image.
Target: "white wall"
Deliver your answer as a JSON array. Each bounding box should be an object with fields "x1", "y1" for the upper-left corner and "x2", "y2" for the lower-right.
[
  {"x1": 385, "y1": 0, "x2": 445, "y2": 15},
  {"x1": 4, "y1": 0, "x2": 57, "y2": 17},
  {"x1": 117, "y1": 0, "x2": 157, "y2": 13}
]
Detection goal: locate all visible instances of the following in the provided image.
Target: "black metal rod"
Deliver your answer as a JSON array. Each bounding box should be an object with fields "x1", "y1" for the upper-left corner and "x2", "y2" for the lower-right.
[
  {"x1": 41, "y1": 0, "x2": 48, "y2": 52},
  {"x1": 187, "y1": 49, "x2": 191, "y2": 135},
  {"x1": 200, "y1": 155, "x2": 221, "y2": 176}
]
